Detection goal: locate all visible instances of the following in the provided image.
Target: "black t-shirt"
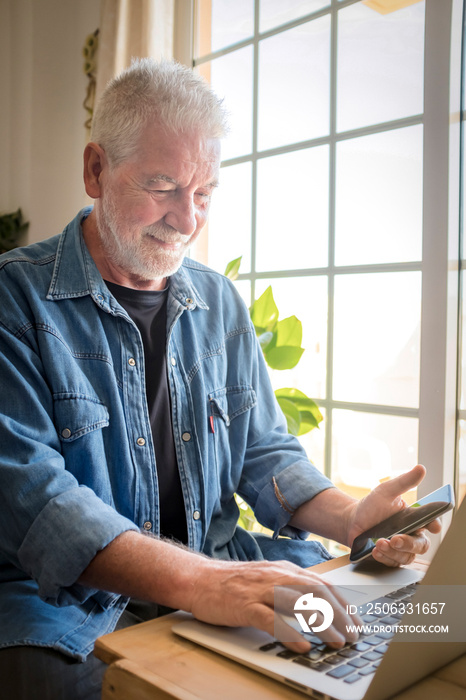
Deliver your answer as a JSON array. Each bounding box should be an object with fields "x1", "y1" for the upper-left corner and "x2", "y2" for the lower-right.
[{"x1": 105, "y1": 280, "x2": 187, "y2": 544}]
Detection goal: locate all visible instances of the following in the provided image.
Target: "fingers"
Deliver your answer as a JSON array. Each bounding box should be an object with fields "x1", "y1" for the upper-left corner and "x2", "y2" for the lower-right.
[
  {"x1": 376, "y1": 464, "x2": 426, "y2": 499},
  {"x1": 273, "y1": 612, "x2": 311, "y2": 654},
  {"x1": 372, "y1": 529, "x2": 430, "y2": 566},
  {"x1": 320, "y1": 589, "x2": 361, "y2": 646},
  {"x1": 272, "y1": 580, "x2": 361, "y2": 650},
  {"x1": 425, "y1": 518, "x2": 442, "y2": 534},
  {"x1": 204, "y1": 562, "x2": 363, "y2": 652},
  {"x1": 372, "y1": 544, "x2": 415, "y2": 567},
  {"x1": 245, "y1": 602, "x2": 312, "y2": 654}
]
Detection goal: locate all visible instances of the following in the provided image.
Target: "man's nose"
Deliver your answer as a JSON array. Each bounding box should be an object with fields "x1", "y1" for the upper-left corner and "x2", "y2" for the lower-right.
[{"x1": 164, "y1": 194, "x2": 197, "y2": 237}]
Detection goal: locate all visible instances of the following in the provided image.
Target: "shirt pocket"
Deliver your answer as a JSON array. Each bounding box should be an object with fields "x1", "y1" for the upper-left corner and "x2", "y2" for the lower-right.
[
  {"x1": 53, "y1": 392, "x2": 109, "y2": 442},
  {"x1": 207, "y1": 385, "x2": 257, "y2": 498},
  {"x1": 208, "y1": 385, "x2": 257, "y2": 426}
]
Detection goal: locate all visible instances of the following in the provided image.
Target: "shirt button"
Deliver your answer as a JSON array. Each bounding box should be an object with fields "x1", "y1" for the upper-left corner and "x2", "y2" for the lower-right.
[
  {"x1": 171, "y1": 357, "x2": 177, "y2": 366},
  {"x1": 136, "y1": 437, "x2": 146, "y2": 446},
  {"x1": 96, "y1": 294, "x2": 104, "y2": 302},
  {"x1": 182, "y1": 432, "x2": 191, "y2": 442},
  {"x1": 143, "y1": 521, "x2": 152, "y2": 531},
  {"x1": 128, "y1": 357, "x2": 136, "y2": 367},
  {"x1": 186, "y1": 297, "x2": 194, "y2": 306},
  {"x1": 61, "y1": 428, "x2": 72, "y2": 438},
  {"x1": 193, "y1": 510, "x2": 201, "y2": 521}
]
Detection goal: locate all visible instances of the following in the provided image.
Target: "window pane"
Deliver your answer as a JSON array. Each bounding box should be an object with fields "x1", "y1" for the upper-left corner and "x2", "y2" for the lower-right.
[
  {"x1": 332, "y1": 409, "x2": 418, "y2": 495},
  {"x1": 259, "y1": 0, "x2": 330, "y2": 33},
  {"x1": 299, "y1": 407, "x2": 326, "y2": 474},
  {"x1": 256, "y1": 147, "x2": 329, "y2": 271},
  {"x1": 198, "y1": 46, "x2": 253, "y2": 161},
  {"x1": 333, "y1": 272, "x2": 421, "y2": 407},
  {"x1": 461, "y1": 271, "x2": 466, "y2": 410},
  {"x1": 457, "y1": 419, "x2": 466, "y2": 505},
  {"x1": 335, "y1": 126, "x2": 423, "y2": 266},
  {"x1": 208, "y1": 162, "x2": 252, "y2": 274},
  {"x1": 459, "y1": 21, "x2": 466, "y2": 508},
  {"x1": 196, "y1": 0, "x2": 254, "y2": 55},
  {"x1": 258, "y1": 16, "x2": 330, "y2": 151},
  {"x1": 337, "y1": 1, "x2": 425, "y2": 132},
  {"x1": 256, "y1": 276, "x2": 328, "y2": 399}
]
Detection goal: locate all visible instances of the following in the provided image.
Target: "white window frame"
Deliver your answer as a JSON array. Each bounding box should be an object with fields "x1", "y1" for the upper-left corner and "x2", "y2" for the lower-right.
[{"x1": 173, "y1": 0, "x2": 464, "y2": 518}]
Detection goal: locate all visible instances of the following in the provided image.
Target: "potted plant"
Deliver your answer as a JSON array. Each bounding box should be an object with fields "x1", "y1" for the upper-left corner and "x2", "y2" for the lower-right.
[
  {"x1": 0, "y1": 209, "x2": 29, "y2": 254},
  {"x1": 225, "y1": 257, "x2": 323, "y2": 531}
]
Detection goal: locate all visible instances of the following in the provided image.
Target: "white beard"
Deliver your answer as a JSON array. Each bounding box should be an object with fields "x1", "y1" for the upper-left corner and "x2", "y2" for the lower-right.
[{"x1": 95, "y1": 185, "x2": 189, "y2": 281}]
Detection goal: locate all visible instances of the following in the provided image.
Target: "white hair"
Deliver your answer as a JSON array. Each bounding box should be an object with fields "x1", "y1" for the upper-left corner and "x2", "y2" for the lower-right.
[{"x1": 90, "y1": 58, "x2": 228, "y2": 166}]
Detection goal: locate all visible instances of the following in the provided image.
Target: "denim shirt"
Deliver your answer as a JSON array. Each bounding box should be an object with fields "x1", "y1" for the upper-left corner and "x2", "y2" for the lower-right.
[{"x1": 0, "y1": 209, "x2": 334, "y2": 660}]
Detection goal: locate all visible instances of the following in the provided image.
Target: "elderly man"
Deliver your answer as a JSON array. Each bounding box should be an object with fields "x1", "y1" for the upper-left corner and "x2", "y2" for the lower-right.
[{"x1": 0, "y1": 59, "x2": 438, "y2": 699}]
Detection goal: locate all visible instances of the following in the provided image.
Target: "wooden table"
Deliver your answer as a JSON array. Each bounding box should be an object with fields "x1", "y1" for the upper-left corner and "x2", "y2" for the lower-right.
[{"x1": 94, "y1": 556, "x2": 466, "y2": 700}]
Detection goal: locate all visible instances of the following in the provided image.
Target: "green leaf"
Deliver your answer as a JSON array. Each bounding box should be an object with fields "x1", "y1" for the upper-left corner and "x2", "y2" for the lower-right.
[
  {"x1": 298, "y1": 409, "x2": 323, "y2": 434},
  {"x1": 265, "y1": 345, "x2": 304, "y2": 370},
  {"x1": 275, "y1": 387, "x2": 318, "y2": 407},
  {"x1": 275, "y1": 388, "x2": 323, "y2": 435},
  {"x1": 276, "y1": 397, "x2": 301, "y2": 436},
  {"x1": 0, "y1": 208, "x2": 29, "y2": 252},
  {"x1": 250, "y1": 286, "x2": 279, "y2": 335},
  {"x1": 234, "y1": 494, "x2": 258, "y2": 531},
  {"x1": 276, "y1": 315, "x2": 303, "y2": 348},
  {"x1": 224, "y1": 256, "x2": 242, "y2": 280},
  {"x1": 258, "y1": 331, "x2": 274, "y2": 351}
]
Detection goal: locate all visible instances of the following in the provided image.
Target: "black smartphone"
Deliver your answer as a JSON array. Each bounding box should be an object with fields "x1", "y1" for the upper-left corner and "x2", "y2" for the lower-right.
[{"x1": 350, "y1": 483, "x2": 454, "y2": 563}]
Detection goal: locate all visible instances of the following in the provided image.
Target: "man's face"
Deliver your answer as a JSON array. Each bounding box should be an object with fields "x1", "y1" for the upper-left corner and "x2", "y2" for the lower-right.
[{"x1": 95, "y1": 126, "x2": 221, "y2": 284}]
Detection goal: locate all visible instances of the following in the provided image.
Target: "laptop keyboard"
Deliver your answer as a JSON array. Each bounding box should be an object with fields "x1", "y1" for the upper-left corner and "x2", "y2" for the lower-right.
[{"x1": 258, "y1": 583, "x2": 418, "y2": 687}]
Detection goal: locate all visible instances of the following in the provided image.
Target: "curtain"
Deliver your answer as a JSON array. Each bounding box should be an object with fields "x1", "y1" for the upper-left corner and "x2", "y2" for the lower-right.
[{"x1": 95, "y1": 0, "x2": 175, "y2": 104}]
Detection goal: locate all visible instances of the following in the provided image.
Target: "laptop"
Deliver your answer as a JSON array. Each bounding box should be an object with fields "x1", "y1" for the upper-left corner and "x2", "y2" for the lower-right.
[{"x1": 174, "y1": 496, "x2": 466, "y2": 700}]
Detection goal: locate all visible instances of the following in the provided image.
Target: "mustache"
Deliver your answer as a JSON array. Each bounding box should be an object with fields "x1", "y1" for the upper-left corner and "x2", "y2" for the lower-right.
[{"x1": 143, "y1": 224, "x2": 187, "y2": 244}]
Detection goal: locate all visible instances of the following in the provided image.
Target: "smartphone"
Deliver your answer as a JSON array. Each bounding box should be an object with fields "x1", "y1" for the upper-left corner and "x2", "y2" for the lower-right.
[{"x1": 350, "y1": 483, "x2": 454, "y2": 563}]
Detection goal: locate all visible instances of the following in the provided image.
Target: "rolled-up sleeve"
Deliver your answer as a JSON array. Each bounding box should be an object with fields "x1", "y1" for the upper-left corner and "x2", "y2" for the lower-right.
[
  {"x1": 254, "y1": 462, "x2": 335, "y2": 539},
  {"x1": 17, "y1": 486, "x2": 139, "y2": 607}
]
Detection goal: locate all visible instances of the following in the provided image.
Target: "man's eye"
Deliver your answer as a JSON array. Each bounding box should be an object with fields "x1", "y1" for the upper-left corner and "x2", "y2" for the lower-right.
[{"x1": 148, "y1": 188, "x2": 173, "y2": 195}]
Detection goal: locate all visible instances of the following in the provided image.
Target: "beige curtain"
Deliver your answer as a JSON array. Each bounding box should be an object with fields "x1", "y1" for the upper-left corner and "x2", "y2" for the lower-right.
[{"x1": 95, "y1": 0, "x2": 175, "y2": 104}]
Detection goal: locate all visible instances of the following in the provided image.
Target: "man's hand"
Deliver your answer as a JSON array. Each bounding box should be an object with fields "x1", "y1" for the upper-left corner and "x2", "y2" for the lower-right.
[
  {"x1": 190, "y1": 558, "x2": 362, "y2": 653},
  {"x1": 80, "y1": 531, "x2": 360, "y2": 654},
  {"x1": 345, "y1": 464, "x2": 442, "y2": 567}
]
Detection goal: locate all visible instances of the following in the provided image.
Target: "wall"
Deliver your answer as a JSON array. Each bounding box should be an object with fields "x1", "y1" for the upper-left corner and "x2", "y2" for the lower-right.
[{"x1": 0, "y1": 0, "x2": 101, "y2": 244}]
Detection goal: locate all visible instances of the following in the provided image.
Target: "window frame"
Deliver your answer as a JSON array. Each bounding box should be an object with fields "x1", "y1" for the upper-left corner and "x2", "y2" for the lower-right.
[{"x1": 174, "y1": 0, "x2": 464, "y2": 518}]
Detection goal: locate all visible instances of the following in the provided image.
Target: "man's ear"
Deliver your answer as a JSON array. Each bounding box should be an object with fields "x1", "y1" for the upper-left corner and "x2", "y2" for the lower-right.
[{"x1": 83, "y1": 142, "x2": 107, "y2": 198}]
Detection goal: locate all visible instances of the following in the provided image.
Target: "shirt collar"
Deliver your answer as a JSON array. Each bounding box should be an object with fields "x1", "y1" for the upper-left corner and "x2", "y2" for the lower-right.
[{"x1": 46, "y1": 208, "x2": 209, "y2": 312}]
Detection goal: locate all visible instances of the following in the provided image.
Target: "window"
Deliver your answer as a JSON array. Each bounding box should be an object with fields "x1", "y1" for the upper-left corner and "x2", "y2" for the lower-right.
[
  {"x1": 457, "y1": 1, "x2": 466, "y2": 505},
  {"x1": 180, "y1": 0, "x2": 463, "y2": 517}
]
